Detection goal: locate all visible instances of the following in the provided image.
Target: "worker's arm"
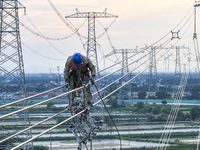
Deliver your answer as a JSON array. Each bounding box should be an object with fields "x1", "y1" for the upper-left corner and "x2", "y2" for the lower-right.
[{"x1": 64, "y1": 56, "x2": 72, "y2": 81}]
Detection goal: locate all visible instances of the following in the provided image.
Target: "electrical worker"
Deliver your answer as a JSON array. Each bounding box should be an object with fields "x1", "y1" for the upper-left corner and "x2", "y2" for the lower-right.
[{"x1": 64, "y1": 53, "x2": 96, "y2": 107}]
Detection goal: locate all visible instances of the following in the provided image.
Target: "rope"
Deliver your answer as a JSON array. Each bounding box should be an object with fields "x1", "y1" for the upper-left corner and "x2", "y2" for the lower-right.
[{"x1": 93, "y1": 82, "x2": 122, "y2": 150}]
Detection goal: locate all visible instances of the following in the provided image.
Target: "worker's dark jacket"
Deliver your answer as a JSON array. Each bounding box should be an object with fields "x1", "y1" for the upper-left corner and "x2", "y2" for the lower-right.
[
  {"x1": 64, "y1": 55, "x2": 96, "y2": 81},
  {"x1": 63, "y1": 55, "x2": 96, "y2": 103}
]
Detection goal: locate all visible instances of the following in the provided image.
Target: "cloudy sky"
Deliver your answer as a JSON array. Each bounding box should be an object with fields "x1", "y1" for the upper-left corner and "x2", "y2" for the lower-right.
[{"x1": 17, "y1": 0, "x2": 196, "y2": 73}]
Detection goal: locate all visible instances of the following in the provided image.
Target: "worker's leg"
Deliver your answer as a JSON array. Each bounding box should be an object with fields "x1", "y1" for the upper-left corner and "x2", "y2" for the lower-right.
[
  {"x1": 82, "y1": 75, "x2": 93, "y2": 104},
  {"x1": 69, "y1": 72, "x2": 77, "y2": 104}
]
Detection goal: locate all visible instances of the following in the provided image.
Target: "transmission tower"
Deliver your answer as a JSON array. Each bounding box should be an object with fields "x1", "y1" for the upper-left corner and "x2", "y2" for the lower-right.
[
  {"x1": 149, "y1": 46, "x2": 157, "y2": 83},
  {"x1": 105, "y1": 48, "x2": 138, "y2": 76},
  {"x1": 0, "y1": 0, "x2": 33, "y2": 149},
  {"x1": 66, "y1": 8, "x2": 118, "y2": 73},
  {"x1": 105, "y1": 48, "x2": 139, "y2": 98},
  {"x1": 170, "y1": 45, "x2": 189, "y2": 77},
  {"x1": 193, "y1": 1, "x2": 200, "y2": 75}
]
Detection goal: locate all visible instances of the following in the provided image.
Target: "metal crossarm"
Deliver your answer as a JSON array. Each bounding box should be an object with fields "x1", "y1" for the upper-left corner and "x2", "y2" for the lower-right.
[{"x1": 66, "y1": 8, "x2": 118, "y2": 73}]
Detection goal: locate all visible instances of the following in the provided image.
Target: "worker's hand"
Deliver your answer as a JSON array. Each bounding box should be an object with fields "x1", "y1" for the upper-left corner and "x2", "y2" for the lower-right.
[{"x1": 90, "y1": 76, "x2": 95, "y2": 85}]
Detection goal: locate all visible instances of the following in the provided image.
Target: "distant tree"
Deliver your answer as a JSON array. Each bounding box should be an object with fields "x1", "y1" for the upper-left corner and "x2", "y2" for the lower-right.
[
  {"x1": 33, "y1": 146, "x2": 48, "y2": 150},
  {"x1": 120, "y1": 101, "x2": 126, "y2": 107},
  {"x1": 106, "y1": 96, "x2": 116, "y2": 105},
  {"x1": 153, "y1": 107, "x2": 161, "y2": 115},
  {"x1": 147, "y1": 115, "x2": 155, "y2": 122},
  {"x1": 184, "y1": 113, "x2": 191, "y2": 121},
  {"x1": 162, "y1": 107, "x2": 170, "y2": 114},
  {"x1": 191, "y1": 86, "x2": 200, "y2": 100},
  {"x1": 138, "y1": 91, "x2": 146, "y2": 99},
  {"x1": 146, "y1": 106, "x2": 153, "y2": 113},
  {"x1": 107, "y1": 96, "x2": 119, "y2": 109},
  {"x1": 47, "y1": 102, "x2": 54, "y2": 109},
  {"x1": 147, "y1": 95, "x2": 156, "y2": 99},
  {"x1": 190, "y1": 106, "x2": 200, "y2": 120},
  {"x1": 111, "y1": 98, "x2": 119, "y2": 109},
  {"x1": 161, "y1": 100, "x2": 167, "y2": 105},
  {"x1": 155, "y1": 90, "x2": 171, "y2": 99},
  {"x1": 135, "y1": 102, "x2": 144, "y2": 110}
]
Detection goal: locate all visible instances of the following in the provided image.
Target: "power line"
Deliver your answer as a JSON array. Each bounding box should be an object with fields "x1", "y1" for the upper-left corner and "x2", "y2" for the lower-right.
[
  {"x1": 20, "y1": 21, "x2": 76, "y2": 40},
  {"x1": 10, "y1": 39, "x2": 173, "y2": 149},
  {"x1": 46, "y1": 0, "x2": 87, "y2": 53},
  {"x1": 22, "y1": 43, "x2": 66, "y2": 61},
  {"x1": 46, "y1": 0, "x2": 86, "y2": 39},
  {"x1": 24, "y1": 14, "x2": 68, "y2": 57}
]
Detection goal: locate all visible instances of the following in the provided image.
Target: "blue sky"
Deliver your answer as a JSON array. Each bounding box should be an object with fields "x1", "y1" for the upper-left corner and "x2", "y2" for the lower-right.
[{"x1": 17, "y1": 0, "x2": 196, "y2": 73}]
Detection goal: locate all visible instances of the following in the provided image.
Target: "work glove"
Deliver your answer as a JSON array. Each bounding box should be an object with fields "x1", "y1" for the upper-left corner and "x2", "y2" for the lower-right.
[{"x1": 90, "y1": 75, "x2": 95, "y2": 85}]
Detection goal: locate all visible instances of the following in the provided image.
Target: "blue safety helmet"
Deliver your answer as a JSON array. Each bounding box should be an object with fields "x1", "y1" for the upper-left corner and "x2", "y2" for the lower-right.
[{"x1": 72, "y1": 53, "x2": 82, "y2": 66}]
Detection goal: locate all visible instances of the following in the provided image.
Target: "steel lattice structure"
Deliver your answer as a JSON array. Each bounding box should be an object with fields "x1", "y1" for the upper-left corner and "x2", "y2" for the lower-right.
[
  {"x1": 0, "y1": 0, "x2": 25, "y2": 90},
  {"x1": 105, "y1": 48, "x2": 139, "y2": 76},
  {"x1": 170, "y1": 46, "x2": 189, "y2": 77},
  {"x1": 66, "y1": 8, "x2": 118, "y2": 72},
  {"x1": 0, "y1": 0, "x2": 33, "y2": 149},
  {"x1": 149, "y1": 46, "x2": 157, "y2": 82}
]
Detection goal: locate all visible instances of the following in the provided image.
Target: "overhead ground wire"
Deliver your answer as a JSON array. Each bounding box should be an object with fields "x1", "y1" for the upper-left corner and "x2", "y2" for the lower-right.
[
  {"x1": 47, "y1": 0, "x2": 87, "y2": 53},
  {"x1": 0, "y1": 108, "x2": 69, "y2": 144},
  {"x1": 22, "y1": 43, "x2": 66, "y2": 60},
  {"x1": 0, "y1": 34, "x2": 171, "y2": 111},
  {"x1": 1, "y1": 0, "x2": 191, "y2": 118},
  {"x1": 11, "y1": 39, "x2": 173, "y2": 150},
  {"x1": 156, "y1": 72, "x2": 189, "y2": 150},
  {"x1": 0, "y1": 2, "x2": 195, "y2": 150},
  {"x1": 46, "y1": 0, "x2": 86, "y2": 39},
  {"x1": 20, "y1": 21, "x2": 76, "y2": 41},
  {"x1": 0, "y1": 37, "x2": 172, "y2": 146},
  {"x1": 0, "y1": 86, "x2": 84, "y2": 119},
  {"x1": 164, "y1": 73, "x2": 188, "y2": 149}
]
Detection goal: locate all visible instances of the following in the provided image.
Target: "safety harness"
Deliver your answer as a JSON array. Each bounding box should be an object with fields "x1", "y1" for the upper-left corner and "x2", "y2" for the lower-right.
[
  {"x1": 71, "y1": 59, "x2": 89, "y2": 88},
  {"x1": 71, "y1": 59, "x2": 85, "y2": 71}
]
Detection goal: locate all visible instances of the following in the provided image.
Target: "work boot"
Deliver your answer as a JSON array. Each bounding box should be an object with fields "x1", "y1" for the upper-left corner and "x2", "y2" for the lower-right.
[{"x1": 87, "y1": 102, "x2": 93, "y2": 107}]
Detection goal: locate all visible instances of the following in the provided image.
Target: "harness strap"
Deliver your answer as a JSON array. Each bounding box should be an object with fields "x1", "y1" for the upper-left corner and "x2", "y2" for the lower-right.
[{"x1": 72, "y1": 59, "x2": 85, "y2": 71}]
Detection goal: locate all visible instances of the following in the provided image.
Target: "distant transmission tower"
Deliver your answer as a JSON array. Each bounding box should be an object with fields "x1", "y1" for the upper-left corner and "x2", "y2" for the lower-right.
[
  {"x1": 66, "y1": 8, "x2": 118, "y2": 72},
  {"x1": 0, "y1": 0, "x2": 33, "y2": 149},
  {"x1": 105, "y1": 48, "x2": 139, "y2": 77},
  {"x1": 170, "y1": 45, "x2": 189, "y2": 77},
  {"x1": 105, "y1": 48, "x2": 139, "y2": 98},
  {"x1": 149, "y1": 46, "x2": 157, "y2": 82},
  {"x1": 193, "y1": 1, "x2": 200, "y2": 74}
]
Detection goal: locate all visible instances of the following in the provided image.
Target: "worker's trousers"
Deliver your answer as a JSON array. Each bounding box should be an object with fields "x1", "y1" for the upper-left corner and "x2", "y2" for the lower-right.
[{"x1": 68, "y1": 71, "x2": 92, "y2": 104}]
